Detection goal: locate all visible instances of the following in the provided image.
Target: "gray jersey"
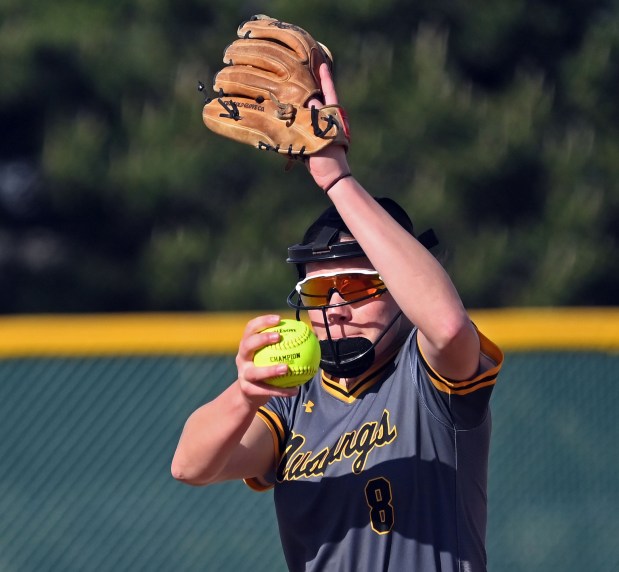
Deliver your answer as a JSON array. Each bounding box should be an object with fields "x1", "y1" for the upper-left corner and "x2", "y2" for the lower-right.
[{"x1": 246, "y1": 328, "x2": 503, "y2": 572}]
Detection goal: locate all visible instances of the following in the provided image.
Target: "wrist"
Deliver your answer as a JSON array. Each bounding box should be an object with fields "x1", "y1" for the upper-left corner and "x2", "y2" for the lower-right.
[
  {"x1": 324, "y1": 172, "x2": 353, "y2": 194},
  {"x1": 232, "y1": 379, "x2": 268, "y2": 412}
]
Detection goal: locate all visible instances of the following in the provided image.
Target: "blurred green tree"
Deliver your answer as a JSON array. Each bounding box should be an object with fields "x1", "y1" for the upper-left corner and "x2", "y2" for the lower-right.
[{"x1": 0, "y1": 0, "x2": 616, "y2": 312}]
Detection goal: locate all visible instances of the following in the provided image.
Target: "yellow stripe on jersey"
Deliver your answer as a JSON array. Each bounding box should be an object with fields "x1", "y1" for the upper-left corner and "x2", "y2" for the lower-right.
[
  {"x1": 321, "y1": 367, "x2": 387, "y2": 402},
  {"x1": 256, "y1": 407, "x2": 286, "y2": 457},
  {"x1": 419, "y1": 327, "x2": 504, "y2": 395},
  {"x1": 243, "y1": 407, "x2": 287, "y2": 492},
  {"x1": 243, "y1": 476, "x2": 272, "y2": 492},
  {"x1": 321, "y1": 345, "x2": 401, "y2": 403}
]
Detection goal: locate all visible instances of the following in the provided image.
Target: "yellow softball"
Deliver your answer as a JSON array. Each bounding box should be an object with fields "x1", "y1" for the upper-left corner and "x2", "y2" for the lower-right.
[{"x1": 254, "y1": 319, "x2": 321, "y2": 388}]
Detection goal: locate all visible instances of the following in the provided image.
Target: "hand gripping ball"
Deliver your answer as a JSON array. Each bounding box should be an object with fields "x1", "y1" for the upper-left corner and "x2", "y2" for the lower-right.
[{"x1": 254, "y1": 319, "x2": 321, "y2": 388}]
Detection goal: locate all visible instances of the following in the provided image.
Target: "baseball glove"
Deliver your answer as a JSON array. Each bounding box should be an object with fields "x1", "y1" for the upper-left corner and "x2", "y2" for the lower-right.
[{"x1": 201, "y1": 14, "x2": 349, "y2": 161}]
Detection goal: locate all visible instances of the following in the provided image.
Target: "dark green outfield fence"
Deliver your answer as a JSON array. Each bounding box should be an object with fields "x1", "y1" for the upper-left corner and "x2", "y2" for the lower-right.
[{"x1": 1, "y1": 311, "x2": 618, "y2": 571}]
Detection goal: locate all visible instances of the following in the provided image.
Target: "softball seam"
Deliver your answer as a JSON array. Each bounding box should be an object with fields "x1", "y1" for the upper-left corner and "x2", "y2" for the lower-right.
[{"x1": 274, "y1": 325, "x2": 311, "y2": 351}]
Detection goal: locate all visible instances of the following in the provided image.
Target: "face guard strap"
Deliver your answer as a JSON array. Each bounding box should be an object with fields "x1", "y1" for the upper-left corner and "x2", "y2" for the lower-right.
[{"x1": 317, "y1": 307, "x2": 404, "y2": 377}]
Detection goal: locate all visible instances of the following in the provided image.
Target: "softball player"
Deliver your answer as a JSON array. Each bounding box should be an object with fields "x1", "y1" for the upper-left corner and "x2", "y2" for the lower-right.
[{"x1": 172, "y1": 63, "x2": 504, "y2": 572}]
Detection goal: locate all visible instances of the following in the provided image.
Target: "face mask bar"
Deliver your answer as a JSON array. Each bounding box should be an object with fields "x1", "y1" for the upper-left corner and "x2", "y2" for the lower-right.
[
  {"x1": 316, "y1": 304, "x2": 403, "y2": 377},
  {"x1": 286, "y1": 271, "x2": 401, "y2": 377}
]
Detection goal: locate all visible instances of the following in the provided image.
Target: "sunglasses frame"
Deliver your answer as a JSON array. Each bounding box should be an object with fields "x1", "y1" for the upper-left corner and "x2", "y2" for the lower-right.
[{"x1": 288, "y1": 270, "x2": 388, "y2": 310}]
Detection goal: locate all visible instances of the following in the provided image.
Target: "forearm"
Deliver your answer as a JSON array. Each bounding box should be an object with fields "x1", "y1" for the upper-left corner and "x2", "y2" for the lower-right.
[
  {"x1": 329, "y1": 181, "x2": 467, "y2": 327},
  {"x1": 327, "y1": 178, "x2": 480, "y2": 379},
  {"x1": 307, "y1": 64, "x2": 474, "y2": 351},
  {"x1": 171, "y1": 382, "x2": 260, "y2": 486}
]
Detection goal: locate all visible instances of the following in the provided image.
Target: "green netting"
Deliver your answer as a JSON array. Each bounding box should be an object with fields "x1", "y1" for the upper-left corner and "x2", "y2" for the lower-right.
[
  {"x1": 0, "y1": 351, "x2": 617, "y2": 571},
  {"x1": 487, "y1": 352, "x2": 619, "y2": 572}
]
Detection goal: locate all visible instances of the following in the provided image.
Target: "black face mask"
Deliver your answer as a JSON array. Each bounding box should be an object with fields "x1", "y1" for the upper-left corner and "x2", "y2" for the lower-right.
[
  {"x1": 318, "y1": 309, "x2": 403, "y2": 378},
  {"x1": 319, "y1": 337, "x2": 375, "y2": 378}
]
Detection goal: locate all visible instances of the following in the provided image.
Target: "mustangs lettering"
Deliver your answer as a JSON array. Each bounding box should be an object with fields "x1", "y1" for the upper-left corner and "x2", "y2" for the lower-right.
[{"x1": 277, "y1": 409, "x2": 397, "y2": 481}]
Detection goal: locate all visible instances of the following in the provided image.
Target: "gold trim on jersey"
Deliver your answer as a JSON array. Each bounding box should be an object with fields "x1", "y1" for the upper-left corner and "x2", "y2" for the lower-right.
[
  {"x1": 243, "y1": 475, "x2": 272, "y2": 492},
  {"x1": 321, "y1": 344, "x2": 403, "y2": 403},
  {"x1": 418, "y1": 327, "x2": 504, "y2": 395},
  {"x1": 243, "y1": 407, "x2": 287, "y2": 492},
  {"x1": 256, "y1": 407, "x2": 287, "y2": 455}
]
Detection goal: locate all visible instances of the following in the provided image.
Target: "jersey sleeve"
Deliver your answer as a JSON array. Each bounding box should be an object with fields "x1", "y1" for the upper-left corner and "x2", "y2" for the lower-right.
[
  {"x1": 243, "y1": 396, "x2": 292, "y2": 491},
  {"x1": 414, "y1": 325, "x2": 504, "y2": 429}
]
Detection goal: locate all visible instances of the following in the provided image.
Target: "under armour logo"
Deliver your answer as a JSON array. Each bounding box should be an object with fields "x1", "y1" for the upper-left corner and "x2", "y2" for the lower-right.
[{"x1": 303, "y1": 401, "x2": 314, "y2": 413}]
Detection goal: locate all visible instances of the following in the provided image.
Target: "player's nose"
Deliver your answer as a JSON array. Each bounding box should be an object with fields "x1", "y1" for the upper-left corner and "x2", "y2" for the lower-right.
[{"x1": 325, "y1": 290, "x2": 352, "y2": 322}]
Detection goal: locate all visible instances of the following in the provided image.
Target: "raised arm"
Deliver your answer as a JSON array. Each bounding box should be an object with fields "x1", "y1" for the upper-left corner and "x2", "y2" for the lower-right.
[{"x1": 306, "y1": 65, "x2": 481, "y2": 381}]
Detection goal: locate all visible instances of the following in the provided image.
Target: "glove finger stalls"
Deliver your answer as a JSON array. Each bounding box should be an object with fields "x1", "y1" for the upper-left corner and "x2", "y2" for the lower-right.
[
  {"x1": 218, "y1": 37, "x2": 324, "y2": 104},
  {"x1": 224, "y1": 39, "x2": 303, "y2": 73},
  {"x1": 215, "y1": 67, "x2": 318, "y2": 105},
  {"x1": 214, "y1": 68, "x2": 273, "y2": 100},
  {"x1": 238, "y1": 15, "x2": 316, "y2": 63}
]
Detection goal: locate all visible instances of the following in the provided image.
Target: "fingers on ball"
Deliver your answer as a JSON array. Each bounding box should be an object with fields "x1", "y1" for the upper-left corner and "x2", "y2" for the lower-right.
[{"x1": 246, "y1": 362, "x2": 288, "y2": 384}]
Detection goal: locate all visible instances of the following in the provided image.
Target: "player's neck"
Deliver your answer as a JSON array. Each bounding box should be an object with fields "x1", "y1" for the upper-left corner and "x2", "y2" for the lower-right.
[{"x1": 336, "y1": 376, "x2": 358, "y2": 390}]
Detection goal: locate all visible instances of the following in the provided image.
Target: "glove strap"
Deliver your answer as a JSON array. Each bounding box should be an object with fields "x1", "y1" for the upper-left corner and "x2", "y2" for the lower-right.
[{"x1": 324, "y1": 172, "x2": 352, "y2": 194}]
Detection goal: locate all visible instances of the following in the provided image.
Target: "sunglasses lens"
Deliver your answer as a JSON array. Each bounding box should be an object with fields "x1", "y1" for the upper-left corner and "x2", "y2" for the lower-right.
[{"x1": 298, "y1": 273, "x2": 385, "y2": 306}]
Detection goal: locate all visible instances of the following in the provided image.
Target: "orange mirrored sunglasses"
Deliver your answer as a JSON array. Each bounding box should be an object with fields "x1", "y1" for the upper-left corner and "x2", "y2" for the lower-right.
[{"x1": 295, "y1": 270, "x2": 386, "y2": 307}]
